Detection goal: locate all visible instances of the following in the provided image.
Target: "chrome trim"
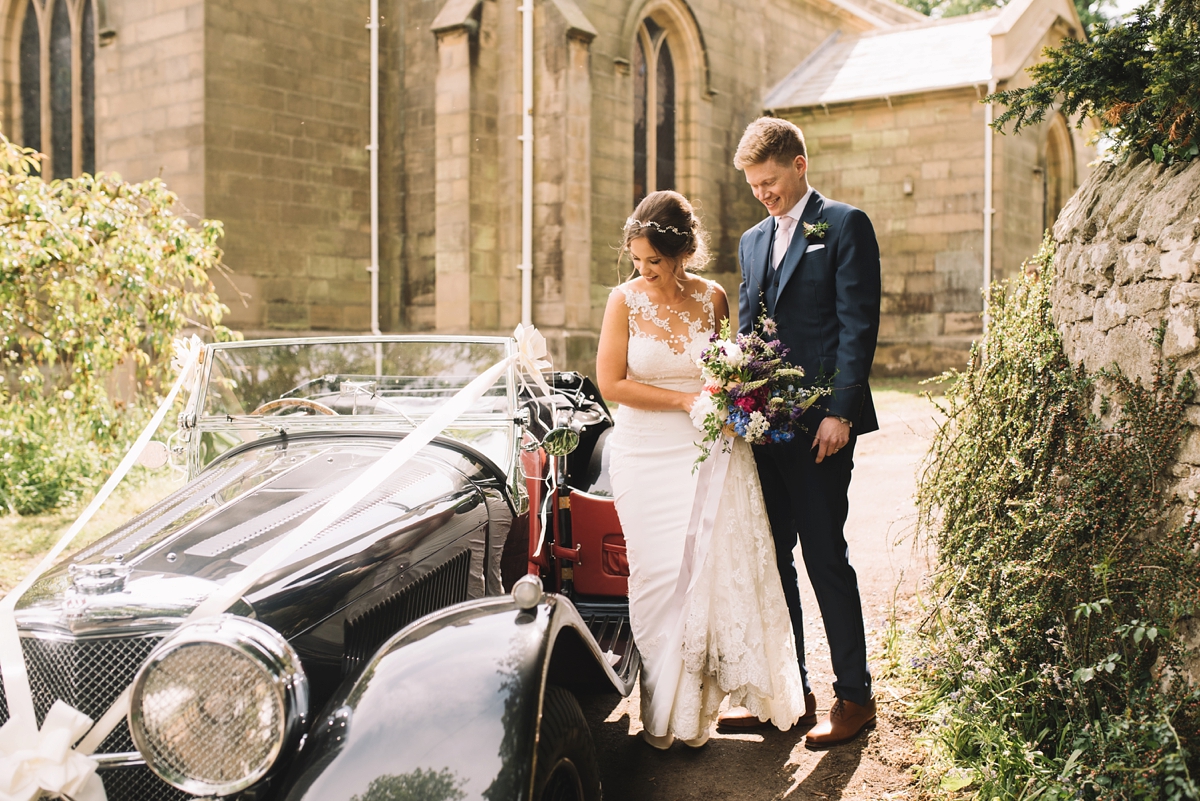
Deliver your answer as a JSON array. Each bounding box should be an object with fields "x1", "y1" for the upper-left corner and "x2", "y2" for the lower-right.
[
  {"x1": 205, "y1": 334, "x2": 512, "y2": 350},
  {"x1": 15, "y1": 626, "x2": 174, "y2": 643},
  {"x1": 129, "y1": 615, "x2": 309, "y2": 797},
  {"x1": 95, "y1": 751, "x2": 145, "y2": 769}
]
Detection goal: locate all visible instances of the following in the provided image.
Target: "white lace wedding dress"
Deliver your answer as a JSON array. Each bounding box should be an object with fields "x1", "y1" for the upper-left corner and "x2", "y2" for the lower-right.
[{"x1": 607, "y1": 282, "x2": 806, "y2": 742}]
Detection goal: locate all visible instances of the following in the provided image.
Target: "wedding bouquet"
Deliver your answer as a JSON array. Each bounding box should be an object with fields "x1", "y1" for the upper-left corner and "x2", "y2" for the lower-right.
[{"x1": 689, "y1": 317, "x2": 831, "y2": 465}]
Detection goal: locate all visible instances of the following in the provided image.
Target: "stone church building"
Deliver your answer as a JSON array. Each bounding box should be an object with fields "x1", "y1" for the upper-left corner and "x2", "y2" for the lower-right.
[{"x1": 0, "y1": 0, "x2": 1090, "y2": 375}]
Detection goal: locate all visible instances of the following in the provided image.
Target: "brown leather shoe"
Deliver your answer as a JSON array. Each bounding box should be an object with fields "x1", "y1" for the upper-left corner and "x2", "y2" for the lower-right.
[
  {"x1": 804, "y1": 697, "x2": 876, "y2": 749},
  {"x1": 718, "y1": 692, "x2": 817, "y2": 730}
]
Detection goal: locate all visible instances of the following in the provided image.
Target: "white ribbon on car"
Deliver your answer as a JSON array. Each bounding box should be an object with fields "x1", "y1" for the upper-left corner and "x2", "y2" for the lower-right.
[
  {"x1": 0, "y1": 339, "x2": 206, "y2": 800},
  {"x1": 642, "y1": 434, "x2": 734, "y2": 737},
  {"x1": 0, "y1": 328, "x2": 552, "y2": 788}
]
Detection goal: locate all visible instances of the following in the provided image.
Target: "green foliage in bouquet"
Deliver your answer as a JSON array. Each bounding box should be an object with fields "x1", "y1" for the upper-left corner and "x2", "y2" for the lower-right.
[
  {"x1": 915, "y1": 236, "x2": 1200, "y2": 799},
  {"x1": 988, "y1": 0, "x2": 1200, "y2": 164},
  {"x1": 0, "y1": 134, "x2": 236, "y2": 515}
]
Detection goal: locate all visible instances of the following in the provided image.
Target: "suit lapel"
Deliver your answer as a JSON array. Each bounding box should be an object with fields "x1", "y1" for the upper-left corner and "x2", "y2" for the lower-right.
[
  {"x1": 774, "y1": 191, "x2": 825, "y2": 305},
  {"x1": 749, "y1": 219, "x2": 773, "y2": 319}
]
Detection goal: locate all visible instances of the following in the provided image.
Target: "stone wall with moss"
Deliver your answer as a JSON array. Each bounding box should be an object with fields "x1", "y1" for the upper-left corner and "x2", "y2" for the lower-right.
[{"x1": 1051, "y1": 153, "x2": 1200, "y2": 682}]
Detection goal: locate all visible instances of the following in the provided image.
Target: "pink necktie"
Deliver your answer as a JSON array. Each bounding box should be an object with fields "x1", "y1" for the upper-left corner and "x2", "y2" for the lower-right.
[{"x1": 773, "y1": 216, "x2": 796, "y2": 270}]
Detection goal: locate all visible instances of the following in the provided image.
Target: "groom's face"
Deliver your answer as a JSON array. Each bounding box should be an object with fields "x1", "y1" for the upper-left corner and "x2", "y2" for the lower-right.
[{"x1": 743, "y1": 154, "x2": 809, "y2": 217}]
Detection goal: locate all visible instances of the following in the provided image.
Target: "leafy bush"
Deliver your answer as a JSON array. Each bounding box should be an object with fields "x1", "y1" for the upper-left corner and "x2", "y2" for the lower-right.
[
  {"x1": 915, "y1": 238, "x2": 1200, "y2": 799},
  {"x1": 0, "y1": 135, "x2": 235, "y2": 514},
  {"x1": 989, "y1": 0, "x2": 1200, "y2": 163}
]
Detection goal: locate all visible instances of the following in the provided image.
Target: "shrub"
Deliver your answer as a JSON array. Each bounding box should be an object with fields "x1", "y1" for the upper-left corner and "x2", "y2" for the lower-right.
[
  {"x1": 989, "y1": 0, "x2": 1200, "y2": 164},
  {"x1": 916, "y1": 238, "x2": 1200, "y2": 799},
  {"x1": 0, "y1": 135, "x2": 235, "y2": 514}
]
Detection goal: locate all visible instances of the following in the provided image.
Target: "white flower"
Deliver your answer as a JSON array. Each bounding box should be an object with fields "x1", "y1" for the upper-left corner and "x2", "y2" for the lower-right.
[
  {"x1": 745, "y1": 411, "x2": 769, "y2": 443},
  {"x1": 61, "y1": 390, "x2": 74, "y2": 401},
  {"x1": 689, "y1": 391, "x2": 717, "y2": 432},
  {"x1": 720, "y1": 341, "x2": 745, "y2": 368}
]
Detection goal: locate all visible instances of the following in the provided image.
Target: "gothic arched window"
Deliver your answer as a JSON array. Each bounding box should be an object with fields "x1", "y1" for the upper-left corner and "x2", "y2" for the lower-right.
[
  {"x1": 18, "y1": 0, "x2": 96, "y2": 179},
  {"x1": 632, "y1": 18, "x2": 676, "y2": 207},
  {"x1": 1043, "y1": 113, "x2": 1075, "y2": 230}
]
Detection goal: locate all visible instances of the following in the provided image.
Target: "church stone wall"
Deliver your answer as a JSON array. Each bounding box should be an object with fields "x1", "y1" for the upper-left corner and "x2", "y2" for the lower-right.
[
  {"x1": 204, "y1": 0, "x2": 378, "y2": 334},
  {"x1": 787, "y1": 89, "x2": 988, "y2": 375},
  {"x1": 94, "y1": 0, "x2": 206, "y2": 215}
]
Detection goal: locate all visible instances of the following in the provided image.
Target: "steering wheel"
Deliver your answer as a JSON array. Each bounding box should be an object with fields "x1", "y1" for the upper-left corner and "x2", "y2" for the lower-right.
[{"x1": 250, "y1": 398, "x2": 337, "y2": 417}]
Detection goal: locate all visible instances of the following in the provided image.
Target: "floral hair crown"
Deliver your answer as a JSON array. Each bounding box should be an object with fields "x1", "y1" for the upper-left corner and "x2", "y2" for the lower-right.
[{"x1": 624, "y1": 216, "x2": 691, "y2": 239}]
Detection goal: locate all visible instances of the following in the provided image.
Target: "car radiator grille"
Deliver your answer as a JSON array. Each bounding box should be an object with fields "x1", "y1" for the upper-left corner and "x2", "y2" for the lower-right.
[
  {"x1": 343, "y1": 548, "x2": 472, "y2": 674},
  {"x1": 0, "y1": 634, "x2": 191, "y2": 801}
]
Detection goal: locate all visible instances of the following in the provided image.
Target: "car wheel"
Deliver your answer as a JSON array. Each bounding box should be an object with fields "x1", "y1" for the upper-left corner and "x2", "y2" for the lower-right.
[{"x1": 533, "y1": 686, "x2": 601, "y2": 801}]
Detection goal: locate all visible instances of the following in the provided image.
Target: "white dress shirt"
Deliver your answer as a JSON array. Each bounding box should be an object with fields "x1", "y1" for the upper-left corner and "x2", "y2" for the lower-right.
[{"x1": 772, "y1": 186, "x2": 814, "y2": 269}]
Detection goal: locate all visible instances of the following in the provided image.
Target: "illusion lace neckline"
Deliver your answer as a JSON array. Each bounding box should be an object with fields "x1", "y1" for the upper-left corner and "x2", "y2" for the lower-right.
[{"x1": 623, "y1": 282, "x2": 716, "y2": 355}]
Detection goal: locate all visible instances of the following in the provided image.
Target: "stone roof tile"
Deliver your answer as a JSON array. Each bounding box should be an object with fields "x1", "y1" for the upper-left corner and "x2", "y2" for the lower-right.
[{"x1": 764, "y1": 12, "x2": 1000, "y2": 110}]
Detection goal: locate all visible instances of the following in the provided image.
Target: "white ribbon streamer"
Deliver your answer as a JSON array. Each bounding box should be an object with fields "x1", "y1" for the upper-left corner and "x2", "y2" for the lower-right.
[
  {"x1": 644, "y1": 435, "x2": 734, "y2": 737},
  {"x1": 77, "y1": 329, "x2": 545, "y2": 755},
  {"x1": 0, "y1": 339, "x2": 204, "y2": 800}
]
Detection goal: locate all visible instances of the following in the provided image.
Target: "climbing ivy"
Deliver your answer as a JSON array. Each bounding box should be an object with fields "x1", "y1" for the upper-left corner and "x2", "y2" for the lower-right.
[{"x1": 916, "y1": 237, "x2": 1200, "y2": 799}]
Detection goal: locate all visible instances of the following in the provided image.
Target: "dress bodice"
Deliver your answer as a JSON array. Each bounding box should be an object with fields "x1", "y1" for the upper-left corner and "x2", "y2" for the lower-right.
[{"x1": 621, "y1": 282, "x2": 716, "y2": 394}]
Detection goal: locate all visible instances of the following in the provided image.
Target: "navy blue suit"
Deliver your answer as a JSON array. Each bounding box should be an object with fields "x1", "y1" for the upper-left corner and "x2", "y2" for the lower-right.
[{"x1": 737, "y1": 189, "x2": 881, "y2": 706}]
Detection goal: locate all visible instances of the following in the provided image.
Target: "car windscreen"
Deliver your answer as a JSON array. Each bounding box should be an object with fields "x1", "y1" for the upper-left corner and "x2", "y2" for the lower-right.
[{"x1": 201, "y1": 340, "x2": 513, "y2": 420}]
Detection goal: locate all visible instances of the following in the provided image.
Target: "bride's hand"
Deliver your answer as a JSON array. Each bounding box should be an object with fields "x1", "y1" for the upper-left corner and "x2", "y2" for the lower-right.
[{"x1": 680, "y1": 392, "x2": 701, "y2": 413}]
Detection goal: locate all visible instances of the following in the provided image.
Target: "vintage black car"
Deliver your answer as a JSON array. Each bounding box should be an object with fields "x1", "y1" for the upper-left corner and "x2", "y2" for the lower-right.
[{"x1": 6, "y1": 336, "x2": 637, "y2": 801}]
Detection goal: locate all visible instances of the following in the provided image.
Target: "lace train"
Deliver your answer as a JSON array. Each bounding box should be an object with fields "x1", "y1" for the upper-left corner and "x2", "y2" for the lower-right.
[{"x1": 666, "y1": 438, "x2": 805, "y2": 740}]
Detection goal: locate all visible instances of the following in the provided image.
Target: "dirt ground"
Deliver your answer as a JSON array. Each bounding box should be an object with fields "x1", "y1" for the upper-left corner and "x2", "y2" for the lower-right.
[{"x1": 582, "y1": 386, "x2": 943, "y2": 800}]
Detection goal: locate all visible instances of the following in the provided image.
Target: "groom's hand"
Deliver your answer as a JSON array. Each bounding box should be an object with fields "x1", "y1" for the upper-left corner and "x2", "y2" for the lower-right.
[{"x1": 812, "y1": 416, "x2": 850, "y2": 463}]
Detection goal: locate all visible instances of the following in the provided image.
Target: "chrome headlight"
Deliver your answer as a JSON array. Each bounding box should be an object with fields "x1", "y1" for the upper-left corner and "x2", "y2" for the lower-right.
[{"x1": 129, "y1": 615, "x2": 308, "y2": 797}]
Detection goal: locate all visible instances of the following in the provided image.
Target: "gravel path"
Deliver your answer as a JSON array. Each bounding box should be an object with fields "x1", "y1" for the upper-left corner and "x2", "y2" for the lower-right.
[{"x1": 582, "y1": 388, "x2": 942, "y2": 800}]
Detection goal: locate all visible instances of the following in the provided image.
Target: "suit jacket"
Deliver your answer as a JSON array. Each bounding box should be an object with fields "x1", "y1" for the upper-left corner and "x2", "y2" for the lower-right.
[{"x1": 737, "y1": 190, "x2": 881, "y2": 435}]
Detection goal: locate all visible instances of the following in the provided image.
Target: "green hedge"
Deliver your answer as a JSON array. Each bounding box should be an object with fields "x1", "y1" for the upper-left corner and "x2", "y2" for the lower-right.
[
  {"x1": 916, "y1": 239, "x2": 1200, "y2": 799},
  {"x1": 0, "y1": 135, "x2": 234, "y2": 514}
]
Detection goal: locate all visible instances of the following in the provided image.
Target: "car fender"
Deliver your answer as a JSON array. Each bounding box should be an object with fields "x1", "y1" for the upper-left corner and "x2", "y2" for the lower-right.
[{"x1": 278, "y1": 594, "x2": 631, "y2": 801}]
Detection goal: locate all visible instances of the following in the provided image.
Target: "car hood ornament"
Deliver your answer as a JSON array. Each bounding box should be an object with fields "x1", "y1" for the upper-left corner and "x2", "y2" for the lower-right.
[{"x1": 67, "y1": 562, "x2": 133, "y2": 595}]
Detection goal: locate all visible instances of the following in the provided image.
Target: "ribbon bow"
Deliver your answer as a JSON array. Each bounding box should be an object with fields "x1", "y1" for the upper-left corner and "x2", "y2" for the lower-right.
[
  {"x1": 170, "y1": 335, "x2": 205, "y2": 387},
  {"x1": 513, "y1": 324, "x2": 552, "y2": 397},
  {"x1": 0, "y1": 702, "x2": 106, "y2": 801}
]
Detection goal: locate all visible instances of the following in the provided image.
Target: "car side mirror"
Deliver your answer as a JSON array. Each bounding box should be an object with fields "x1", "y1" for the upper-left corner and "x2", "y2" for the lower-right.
[
  {"x1": 541, "y1": 427, "x2": 579, "y2": 457},
  {"x1": 137, "y1": 441, "x2": 171, "y2": 470}
]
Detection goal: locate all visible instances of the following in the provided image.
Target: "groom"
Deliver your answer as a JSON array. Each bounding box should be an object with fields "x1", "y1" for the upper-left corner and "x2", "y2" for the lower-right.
[{"x1": 729, "y1": 117, "x2": 881, "y2": 747}]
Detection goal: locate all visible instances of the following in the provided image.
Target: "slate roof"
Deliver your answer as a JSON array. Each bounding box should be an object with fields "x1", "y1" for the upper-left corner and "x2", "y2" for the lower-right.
[{"x1": 763, "y1": 11, "x2": 1001, "y2": 110}]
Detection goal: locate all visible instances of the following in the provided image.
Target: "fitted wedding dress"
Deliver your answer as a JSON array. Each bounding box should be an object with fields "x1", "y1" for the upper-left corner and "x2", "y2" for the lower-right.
[{"x1": 607, "y1": 282, "x2": 806, "y2": 743}]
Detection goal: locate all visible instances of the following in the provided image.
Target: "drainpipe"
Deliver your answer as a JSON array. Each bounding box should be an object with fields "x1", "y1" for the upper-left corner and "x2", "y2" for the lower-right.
[
  {"x1": 368, "y1": 0, "x2": 382, "y2": 337},
  {"x1": 982, "y1": 79, "x2": 996, "y2": 339},
  {"x1": 518, "y1": 0, "x2": 534, "y2": 326}
]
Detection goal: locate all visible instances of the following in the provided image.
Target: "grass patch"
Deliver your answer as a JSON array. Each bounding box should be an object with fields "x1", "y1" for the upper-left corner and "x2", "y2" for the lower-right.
[{"x1": 0, "y1": 468, "x2": 183, "y2": 593}]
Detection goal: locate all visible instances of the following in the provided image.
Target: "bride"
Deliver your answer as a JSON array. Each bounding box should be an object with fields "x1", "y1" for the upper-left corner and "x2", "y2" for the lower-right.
[{"x1": 596, "y1": 190, "x2": 807, "y2": 748}]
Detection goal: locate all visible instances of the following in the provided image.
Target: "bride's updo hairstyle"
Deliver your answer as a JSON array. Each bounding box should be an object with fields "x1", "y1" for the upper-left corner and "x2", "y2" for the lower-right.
[{"x1": 621, "y1": 190, "x2": 709, "y2": 280}]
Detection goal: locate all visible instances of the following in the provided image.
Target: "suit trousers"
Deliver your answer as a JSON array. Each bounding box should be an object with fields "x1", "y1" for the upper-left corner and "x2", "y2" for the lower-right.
[{"x1": 753, "y1": 435, "x2": 872, "y2": 706}]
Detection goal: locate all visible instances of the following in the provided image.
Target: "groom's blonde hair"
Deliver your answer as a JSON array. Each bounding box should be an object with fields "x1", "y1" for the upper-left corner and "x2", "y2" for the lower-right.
[{"x1": 734, "y1": 117, "x2": 807, "y2": 170}]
